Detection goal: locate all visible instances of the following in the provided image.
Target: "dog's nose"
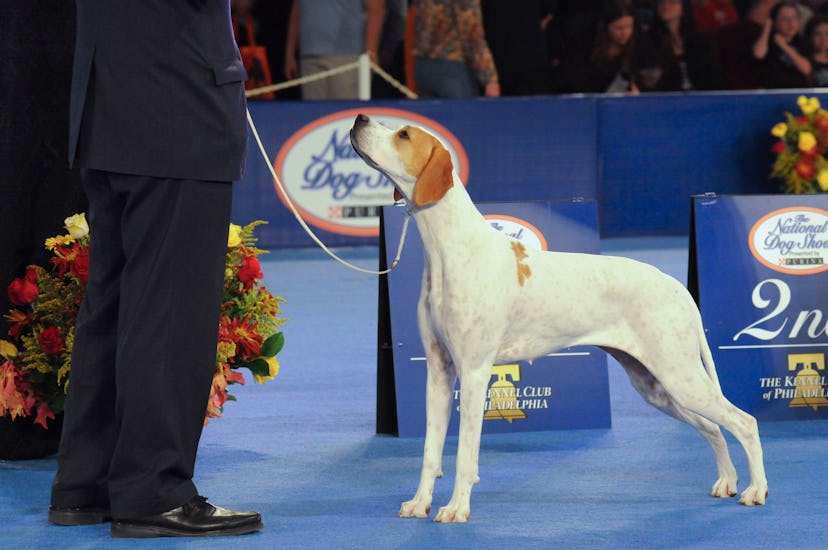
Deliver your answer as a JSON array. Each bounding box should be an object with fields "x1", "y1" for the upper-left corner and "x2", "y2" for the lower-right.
[{"x1": 354, "y1": 113, "x2": 369, "y2": 126}]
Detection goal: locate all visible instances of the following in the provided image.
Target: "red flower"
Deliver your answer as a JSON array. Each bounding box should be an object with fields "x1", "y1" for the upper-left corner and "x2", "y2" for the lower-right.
[
  {"x1": 38, "y1": 326, "x2": 65, "y2": 355},
  {"x1": 796, "y1": 157, "x2": 816, "y2": 179},
  {"x1": 51, "y1": 242, "x2": 82, "y2": 276},
  {"x1": 70, "y1": 248, "x2": 89, "y2": 283},
  {"x1": 8, "y1": 276, "x2": 38, "y2": 306},
  {"x1": 816, "y1": 115, "x2": 828, "y2": 133},
  {"x1": 219, "y1": 317, "x2": 263, "y2": 361},
  {"x1": 771, "y1": 141, "x2": 786, "y2": 154},
  {"x1": 797, "y1": 116, "x2": 809, "y2": 124},
  {"x1": 237, "y1": 255, "x2": 263, "y2": 290}
]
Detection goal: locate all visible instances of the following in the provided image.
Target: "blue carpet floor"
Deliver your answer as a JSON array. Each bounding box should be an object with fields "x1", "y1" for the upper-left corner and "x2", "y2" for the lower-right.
[{"x1": 2, "y1": 238, "x2": 827, "y2": 549}]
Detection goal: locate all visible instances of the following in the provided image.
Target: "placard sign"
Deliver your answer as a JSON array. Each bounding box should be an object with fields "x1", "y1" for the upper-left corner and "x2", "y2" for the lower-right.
[
  {"x1": 377, "y1": 200, "x2": 611, "y2": 437},
  {"x1": 690, "y1": 194, "x2": 828, "y2": 421}
]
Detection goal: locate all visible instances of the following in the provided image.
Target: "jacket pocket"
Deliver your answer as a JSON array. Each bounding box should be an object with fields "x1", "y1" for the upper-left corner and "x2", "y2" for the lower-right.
[{"x1": 213, "y1": 58, "x2": 248, "y2": 85}]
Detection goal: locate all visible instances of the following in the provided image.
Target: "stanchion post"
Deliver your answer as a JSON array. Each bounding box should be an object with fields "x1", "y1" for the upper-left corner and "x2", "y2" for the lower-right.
[{"x1": 358, "y1": 53, "x2": 371, "y2": 100}]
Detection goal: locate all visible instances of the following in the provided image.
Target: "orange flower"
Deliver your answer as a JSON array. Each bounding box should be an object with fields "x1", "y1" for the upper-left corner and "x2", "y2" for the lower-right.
[
  {"x1": 34, "y1": 402, "x2": 55, "y2": 429},
  {"x1": 219, "y1": 317, "x2": 263, "y2": 361},
  {"x1": 4, "y1": 310, "x2": 30, "y2": 339},
  {"x1": 51, "y1": 242, "x2": 83, "y2": 277},
  {"x1": 0, "y1": 360, "x2": 35, "y2": 420}
]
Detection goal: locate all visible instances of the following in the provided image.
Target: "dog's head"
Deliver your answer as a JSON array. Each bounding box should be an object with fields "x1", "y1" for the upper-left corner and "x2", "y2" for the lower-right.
[{"x1": 350, "y1": 114, "x2": 454, "y2": 207}]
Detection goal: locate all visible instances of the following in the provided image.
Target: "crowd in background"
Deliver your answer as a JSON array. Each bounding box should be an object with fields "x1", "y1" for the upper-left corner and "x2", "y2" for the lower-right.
[{"x1": 232, "y1": 0, "x2": 828, "y2": 100}]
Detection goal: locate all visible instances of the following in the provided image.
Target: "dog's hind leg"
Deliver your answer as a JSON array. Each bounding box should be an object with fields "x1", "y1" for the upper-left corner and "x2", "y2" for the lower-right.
[
  {"x1": 606, "y1": 348, "x2": 739, "y2": 498},
  {"x1": 399, "y1": 338, "x2": 456, "y2": 519},
  {"x1": 434, "y1": 361, "x2": 493, "y2": 523},
  {"x1": 610, "y1": 346, "x2": 768, "y2": 506},
  {"x1": 677, "y1": 392, "x2": 766, "y2": 506}
]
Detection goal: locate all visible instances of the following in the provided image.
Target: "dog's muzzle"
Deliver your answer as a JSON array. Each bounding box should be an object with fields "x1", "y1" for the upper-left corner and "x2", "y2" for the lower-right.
[{"x1": 350, "y1": 114, "x2": 380, "y2": 171}]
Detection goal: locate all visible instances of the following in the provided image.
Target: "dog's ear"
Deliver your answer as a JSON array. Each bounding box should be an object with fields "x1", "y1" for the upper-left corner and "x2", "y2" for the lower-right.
[{"x1": 413, "y1": 145, "x2": 453, "y2": 207}]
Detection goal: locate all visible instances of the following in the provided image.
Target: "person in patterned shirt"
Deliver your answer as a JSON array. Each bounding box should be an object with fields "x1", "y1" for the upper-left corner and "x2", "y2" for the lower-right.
[{"x1": 412, "y1": 0, "x2": 500, "y2": 97}]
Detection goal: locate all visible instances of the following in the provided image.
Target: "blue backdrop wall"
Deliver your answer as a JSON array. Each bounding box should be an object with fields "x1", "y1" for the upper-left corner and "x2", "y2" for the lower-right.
[{"x1": 234, "y1": 90, "x2": 814, "y2": 249}]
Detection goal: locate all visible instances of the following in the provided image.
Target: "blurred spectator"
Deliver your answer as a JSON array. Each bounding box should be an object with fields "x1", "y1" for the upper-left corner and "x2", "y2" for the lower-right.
[
  {"x1": 544, "y1": 6, "x2": 572, "y2": 92},
  {"x1": 805, "y1": 13, "x2": 828, "y2": 84},
  {"x1": 481, "y1": 0, "x2": 557, "y2": 96},
  {"x1": 284, "y1": 0, "x2": 385, "y2": 100},
  {"x1": 650, "y1": 0, "x2": 722, "y2": 90},
  {"x1": 373, "y1": 0, "x2": 409, "y2": 98},
  {"x1": 413, "y1": 0, "x2": 500, "y2": 97},
  {"x1": 232, "y1": 0, "x2": 275, "y2": 99},
  {"x1": 753, "y1": 1, "x2": 811, "y2": 87},
  {"x1": 571, "y1": 0, "x2": 660, "y2": 93},
  {"x1": 634, "y1": 0, "x2": 659, "y2": 32},
  {"x1": 716, "y1": 0, "x2": 780, "y2": 89},
  {"x1": 251, "y1": 0, "x2": 301, "y2": 100},
  {"x1": 691, "y1": 0, "x2": 740, "y2": 34}
]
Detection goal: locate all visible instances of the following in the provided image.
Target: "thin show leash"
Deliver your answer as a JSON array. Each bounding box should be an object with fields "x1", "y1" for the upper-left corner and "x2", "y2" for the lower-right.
[{"x1": 245, "y1": 109, "x2": 411, "y2": 276}]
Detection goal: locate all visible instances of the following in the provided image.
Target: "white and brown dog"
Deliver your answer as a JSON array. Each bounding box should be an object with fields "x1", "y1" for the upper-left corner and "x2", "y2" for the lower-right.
[{"x1": 349, "y1": 114, "x2": 768, "y2": 523}]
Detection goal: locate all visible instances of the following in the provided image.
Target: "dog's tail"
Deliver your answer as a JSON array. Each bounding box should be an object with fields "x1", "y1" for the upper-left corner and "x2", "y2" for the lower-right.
[{"x1": 698, "y1": 315, "x2": 722, "y2": 393}]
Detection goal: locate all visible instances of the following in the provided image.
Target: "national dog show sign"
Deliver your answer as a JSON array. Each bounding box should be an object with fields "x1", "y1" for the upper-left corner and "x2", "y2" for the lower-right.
[{"x1": 691, "y1": 194, "x2": 828, "y2": 420}]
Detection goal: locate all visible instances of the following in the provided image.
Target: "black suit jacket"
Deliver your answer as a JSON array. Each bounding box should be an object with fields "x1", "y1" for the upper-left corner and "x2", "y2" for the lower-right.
[{"x1": 70, "y1": 0, "x2": 248, "y2": 182}]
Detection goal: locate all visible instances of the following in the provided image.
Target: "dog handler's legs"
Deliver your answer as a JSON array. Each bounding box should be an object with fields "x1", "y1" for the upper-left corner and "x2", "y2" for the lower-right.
[
  {"x1": 434, "y1": 364, "x2": 491, "y2": 523},
  {"x1": 399, "y1": 345, "x2": 455, "y2": 519}
]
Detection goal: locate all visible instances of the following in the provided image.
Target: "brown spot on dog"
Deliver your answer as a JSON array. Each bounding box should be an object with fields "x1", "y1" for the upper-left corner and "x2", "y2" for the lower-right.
[{"x1": 510, "y1": 241, "x2": 532, "y2": 286}]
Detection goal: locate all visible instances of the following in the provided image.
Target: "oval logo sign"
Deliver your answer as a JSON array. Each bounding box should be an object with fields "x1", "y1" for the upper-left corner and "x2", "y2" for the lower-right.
[
  {"x1": 274, "y1": 107, "x2": 469, "y2": 237},
  {"x1": 749, "y1": 206, "x2": 828, "y2": 275},
  {"x1": 484, "y1": 215, "x2": 548, "y2": 251}
]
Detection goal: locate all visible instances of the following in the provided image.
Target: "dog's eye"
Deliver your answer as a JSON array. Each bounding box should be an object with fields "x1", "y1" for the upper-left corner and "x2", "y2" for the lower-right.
[{"x1": 397, "y1": 130, "x2": 409, "y2": 140}]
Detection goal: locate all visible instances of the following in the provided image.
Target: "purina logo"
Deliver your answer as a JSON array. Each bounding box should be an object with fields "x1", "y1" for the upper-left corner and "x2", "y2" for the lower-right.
[
  {"x1": 484, "y1": 215, "x2": 548, "y2": 251},
  {"x1": 274, "y1": 108, "x2": 469, "y2": 237},
  {"x1": 748, "y1": 206, "x2": 828, "y2": 275}
]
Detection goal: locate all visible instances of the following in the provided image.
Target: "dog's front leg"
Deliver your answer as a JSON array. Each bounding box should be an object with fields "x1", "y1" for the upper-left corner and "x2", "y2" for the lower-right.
[
  {"x1": 399, "y1": 340, "x2": 455, "y2": 518},
  {"x1": 434, "y1": 365, "x2": 490, "y2": 523}
]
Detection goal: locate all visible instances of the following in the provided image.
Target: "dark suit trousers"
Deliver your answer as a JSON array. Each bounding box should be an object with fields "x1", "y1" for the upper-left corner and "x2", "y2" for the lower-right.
[{"x1": 50, "y1": 169, "x2": 233, "y2": 518}]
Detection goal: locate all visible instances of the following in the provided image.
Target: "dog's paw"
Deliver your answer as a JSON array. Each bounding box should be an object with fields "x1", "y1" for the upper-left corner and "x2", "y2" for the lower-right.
[
  {"x1": 711, "y1": 476, "x2": 738, "y2": 498},
  {"x1": 433, "y1": 503, "x2": 470, "y2": 523},
  {"x1": 398, "y1": 498, "x2": 430, "y2": 518},
  {"x1": 738, "y1": 483, "x2": 768, "y2": 506}
]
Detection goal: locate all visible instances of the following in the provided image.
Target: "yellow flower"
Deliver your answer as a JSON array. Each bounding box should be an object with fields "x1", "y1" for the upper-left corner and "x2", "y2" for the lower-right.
[
  {"x1": 798, "y1": 95, "x2": 821, "y2": 115},
  {"x1": 64, "y1": 213, "x2": 89, "y2": 239},
  {"x1": 0, "y1": 340, "x2": 18, "y2": 360},
  {"x1": 771, "y1": 122, "x2": 788, "y2": 138},
  {"x1": 818, "y1": 169, "x2": 828, "y2": 191},
  {"x1": 798, "y1": 131, "x2": 817, "y2": 153},
  {"x1": 44, "y1": 235, "x2": 75, "y2": 250},
  {"x1": 227, "y1": 224, "x2": 242, "y2": 248},
  {"x1": 253, "y1": 356, "x2": 280, "y2": 384}
]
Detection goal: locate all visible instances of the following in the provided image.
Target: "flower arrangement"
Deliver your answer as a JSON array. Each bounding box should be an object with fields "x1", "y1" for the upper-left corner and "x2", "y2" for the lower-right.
[
  {"x1": 0, "y1": 214, "x2": 286, "y2": 430},
  {"x1": 770, "y1": 95, "x2": 828, "y2": 194}
]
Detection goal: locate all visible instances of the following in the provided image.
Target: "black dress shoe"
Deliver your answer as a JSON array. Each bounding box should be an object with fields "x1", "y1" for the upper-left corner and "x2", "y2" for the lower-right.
[
  {"x1": 48, "y1": 505, "x2": 111, "y2": 526},
  {"x1": 110, "y1": 495, "x2": 262, "y2": 538}
]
